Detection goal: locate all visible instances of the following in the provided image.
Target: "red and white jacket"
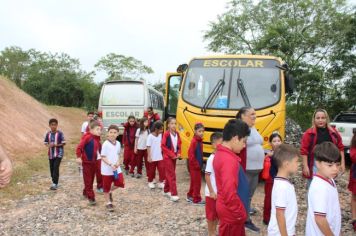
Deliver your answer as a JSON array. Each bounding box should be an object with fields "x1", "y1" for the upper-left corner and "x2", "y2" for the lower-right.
[
  {"x1": 300, "y1": 127, "x2": 344, "y2": 179},
  {"x1": 161, "y1": 130, "x2": 181, "y2": 159}
]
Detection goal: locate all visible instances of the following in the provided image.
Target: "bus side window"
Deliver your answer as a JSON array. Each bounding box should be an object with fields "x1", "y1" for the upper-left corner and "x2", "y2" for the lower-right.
[{"x1": 149, "y1": 91, "x2": 153, "y2": 108}]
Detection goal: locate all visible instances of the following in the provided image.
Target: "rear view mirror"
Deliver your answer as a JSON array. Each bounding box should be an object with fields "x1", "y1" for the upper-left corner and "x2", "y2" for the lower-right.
[
  {"x1": 285, "y1": 73, "x2": 295, "y2": 94},
  {"x1": 353, "y1": 128, "x2": 356, "y2": 134},
  {"x1": 177, "y1": 64, "x2": 188, "y2": 73},
  {"x1": 270, "y1": 84, "x2": 277, "y2": 93}
]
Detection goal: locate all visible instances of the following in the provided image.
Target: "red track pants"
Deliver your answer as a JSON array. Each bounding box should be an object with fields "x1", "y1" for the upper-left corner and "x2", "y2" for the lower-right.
[
  {"x1": 132, "y1": 149, "x2": 148, "y2": 175},
  {"x1": 164, "y1": 158, "x2": 177, "y2": 196},
  {"x1": 95, "y1": 159, "x2": 103, "y2": 189},
  {"x1": 219, "y1": 222, "x2": 245, "y2": 236},
  {"x1": 147, "y1": 160, "x2": 165, "y2": 183},
  {"x1": 124, "y1": 146, "x2": 135, "y2": 172},
  {"x1": 187, "y1": 168, "x2": 202, "y2": 203},
  {"x1": 263, "y1": 180, "x2": 273, "y2": 223},
  {"x1": 82, "y1": 162, "x2": 96, "y2": 200}
]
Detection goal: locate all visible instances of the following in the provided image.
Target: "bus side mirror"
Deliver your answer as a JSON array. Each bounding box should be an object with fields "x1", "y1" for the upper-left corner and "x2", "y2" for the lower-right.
[
  {"x1": 285, "y1": 73, "x2": 295, "y2": 94},
  {"x1": 177, "y1": 64, "x2": 188, "y2": 73}
]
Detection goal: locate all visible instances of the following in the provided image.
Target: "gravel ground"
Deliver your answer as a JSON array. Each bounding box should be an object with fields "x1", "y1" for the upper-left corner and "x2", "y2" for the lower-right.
[{"x1": 0, "y1": 156, "x2": 353, "y2": 236}]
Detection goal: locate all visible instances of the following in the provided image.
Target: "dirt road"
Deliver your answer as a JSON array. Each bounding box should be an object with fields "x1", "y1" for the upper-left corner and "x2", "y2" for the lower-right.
[
  {"x1": 0, "y1": 104, "x2": 353, "y2": 235},
  {"x1": 0, "y1": 151, "x2": 353, "y2": 235}
]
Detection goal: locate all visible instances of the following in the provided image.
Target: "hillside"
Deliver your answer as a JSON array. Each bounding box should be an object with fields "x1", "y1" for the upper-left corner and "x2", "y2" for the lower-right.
[{"x1": 0, "y1": 76, "x2": 85, "y2": 163}]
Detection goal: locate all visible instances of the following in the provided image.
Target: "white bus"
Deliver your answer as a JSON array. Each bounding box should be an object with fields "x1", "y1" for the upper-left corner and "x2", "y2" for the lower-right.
[{"x1": 98, "y1": 80, "x2": 164, "y2": 136}]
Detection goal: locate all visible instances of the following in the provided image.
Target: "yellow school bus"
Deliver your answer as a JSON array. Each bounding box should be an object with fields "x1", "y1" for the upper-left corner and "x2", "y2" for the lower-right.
[{"x1": 164, "y1": 55, "x2": 294, "y2": 161}]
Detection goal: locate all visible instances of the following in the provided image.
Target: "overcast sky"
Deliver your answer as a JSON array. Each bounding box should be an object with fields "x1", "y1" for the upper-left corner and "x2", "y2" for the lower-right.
[{"x1": 0, "y1": 0, "x2": 228, "y2": 83}]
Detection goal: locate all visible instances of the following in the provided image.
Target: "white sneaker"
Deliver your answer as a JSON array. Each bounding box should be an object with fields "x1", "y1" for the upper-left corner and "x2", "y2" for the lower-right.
[
  {"x1": 148, "y1": 182, "x2": 155, "y2": 189},
  {"x1": 163, "y1": 192, "x2": 171, "y2": 197},
  {"x1": 157, "y1": 182, "x2": 164, "y2": 189},
  {"x1": 170, "y1": 195, "x2": 179, "y2": 202}
]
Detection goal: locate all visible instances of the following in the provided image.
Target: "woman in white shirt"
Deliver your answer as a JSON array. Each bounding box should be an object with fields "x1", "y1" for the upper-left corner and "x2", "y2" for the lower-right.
[{"x1": 236, "y1": 106, "x2": 264, "y2": 233}]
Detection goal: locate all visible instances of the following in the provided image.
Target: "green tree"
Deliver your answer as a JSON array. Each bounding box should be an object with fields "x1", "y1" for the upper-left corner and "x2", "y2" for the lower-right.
[
  {"x1": 95, "y1": 53, "x2": 154, "y2": 81},
  {"x1": 0, "y1": 46, "x2": 31, "y2": 87},
  {"x1": 204, "y1": 0, "x2": 355, "y2": 128},
  {"x1": 0, "y1": 46, "x2": 101, "y2": 109},
  {"x1": 152, "y1": 81, "x2": 165, "y2": 95}
]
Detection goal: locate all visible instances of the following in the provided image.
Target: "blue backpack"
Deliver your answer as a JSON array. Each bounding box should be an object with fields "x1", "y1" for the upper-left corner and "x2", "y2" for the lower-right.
[{"x1": 237, "y1": 165, "x2": 249, "y2": 215}]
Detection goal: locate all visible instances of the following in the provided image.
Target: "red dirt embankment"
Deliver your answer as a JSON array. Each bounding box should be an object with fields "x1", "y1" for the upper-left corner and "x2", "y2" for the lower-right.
[{"x1": 0, "y1": 76, "x2": 85, "y2": 163}]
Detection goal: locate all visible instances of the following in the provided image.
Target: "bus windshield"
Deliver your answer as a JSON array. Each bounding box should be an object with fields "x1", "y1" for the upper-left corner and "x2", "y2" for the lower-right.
[
  {"x1": 102, "y1": 83, "x2": 145, "y2": 106},
  {"x1": 182, "y1": 59, "x2": 281, "y2": 110}
]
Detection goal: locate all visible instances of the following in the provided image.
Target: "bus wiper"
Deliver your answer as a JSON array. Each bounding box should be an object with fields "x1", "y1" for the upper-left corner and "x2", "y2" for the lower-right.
[
  {"x1": 201, "y1": 70, "x2": 226, "y2": 113},
  {"x1": 236, "y1": 69, "x2": 251, "y2": 107}
]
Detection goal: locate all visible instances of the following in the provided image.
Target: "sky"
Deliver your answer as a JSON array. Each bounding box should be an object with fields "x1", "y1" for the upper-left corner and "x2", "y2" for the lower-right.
[{"x1": 0, "y1": 0, "x2": 228, "y2": 84}]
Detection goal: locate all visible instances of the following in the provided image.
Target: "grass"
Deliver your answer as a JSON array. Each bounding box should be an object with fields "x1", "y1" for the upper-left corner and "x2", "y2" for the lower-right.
[
  {"x1": 0, "y1": 151, "x2": 50, "y2": 200},
  {"x1": 0, "y1": 137, "x2": 80, "y2": 201}
]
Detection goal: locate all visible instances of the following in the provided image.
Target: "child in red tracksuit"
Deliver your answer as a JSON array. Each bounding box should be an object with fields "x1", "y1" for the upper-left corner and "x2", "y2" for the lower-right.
[
  {"x1": 134, "y1": 117, "x2": 150, "y2": 178},
  {"x1": 161, "y1": 117, "x2": 182, "y2": 202},
  {"x1": 147, "y1": 121, "x2": 165, "y2": 189},
  {"x1": 76, "y1": 120, "x2": 102, "y2": 206},
  {"x1": 261, "y1": 133, "x2": 282, "y2": 225},
  {"x1": 349, "y1": 131, "x2": 356, "y2": 231},
  {"x1": 187, "y1": 122, "x2": 205, "y2": 205},
  {"x1": 123, "y1": 115, "x2": 138, "y2": 176},
  {"x1": 214, "y1": 119, "x2": 250, "y2": 236}
]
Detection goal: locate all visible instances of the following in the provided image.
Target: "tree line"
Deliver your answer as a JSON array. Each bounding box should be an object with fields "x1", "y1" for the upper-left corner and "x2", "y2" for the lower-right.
[
  {"x1": 204, "y1": 0, "x2": 355, "y2": 129},
  {"x1": 1, "y1": 0, "x2": 355, "y2": 129},
  {"x1": 0, "y1": 47, "x2": 155, "y2": 110}
]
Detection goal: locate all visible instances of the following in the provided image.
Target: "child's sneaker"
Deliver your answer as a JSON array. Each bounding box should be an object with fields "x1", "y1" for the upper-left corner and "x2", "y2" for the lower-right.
[
  {"x1": 88, "y1": 199, "x2": 96, "y2": 206},
  {"x1": 170, "y1": 195, "x2": 180, "y2": 202},
  {"x1": 163, "y1": 192, "x2": 171, "y2": 198},
  {"x1": 106, "y1": 203, "x2": 114, "y2": 212},
  {"x1": 186, "y1": 196, "x2": 193, "y2": 203},
  {"x1": 245, "y1": 220, "x2": 260, "y2": 233},
  {"x1": 130, "y1": 173, "x2": 135, "y2": 178},
  {"x1": 193, "y1": 200, "x2": 205, "y2": 206},
  {"x1": 148, "y1": 182, "x2": 155, "y2": 189},
  {"x1": 125, "y1": 169, "x2": 129, "y2": 175},
  {"x1": 50, "y1": 183, "x2": 57, "y2": 190},
  {"x1": 96, "y1": 188, "x2": 104, "y2": 193},
  {"x1": 136, "y1": 174, "x2": 142, "y2": 179},
  {"x1": 262, "y1": 219, "x2": 269, "y2": 226},
  {"x1": 157, "y1": 182, "x2": 164, "y2": 189},
  {"x1": 249, "y1": 207, "x2": 257, "y2": 215}
]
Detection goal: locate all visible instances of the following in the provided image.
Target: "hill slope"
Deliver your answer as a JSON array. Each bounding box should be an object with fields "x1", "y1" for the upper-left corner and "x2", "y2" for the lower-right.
[{"x1": 0, "y1": 76, "x2": 85, "y2": 162}]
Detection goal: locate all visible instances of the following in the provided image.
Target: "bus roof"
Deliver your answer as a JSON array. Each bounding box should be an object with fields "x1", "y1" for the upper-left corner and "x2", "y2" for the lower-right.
[
  {"x1": 103, "y1": 79, "x2": 163, "y2": 96},
  {"x1": 104, "y1": 80, "x2": 144, "y2": 85},
  {"x1": 189, "y1": 54, "x2": 283, "y2": 62}
]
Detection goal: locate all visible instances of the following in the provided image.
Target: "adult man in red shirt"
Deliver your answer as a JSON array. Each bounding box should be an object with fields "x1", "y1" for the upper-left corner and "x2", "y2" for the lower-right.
[
  {"x1": 214, "y1": 119, "x2": 250, "y2": 236},
  {"x1": 144, "y1": 107, "x2": 160, "y2": 131}
]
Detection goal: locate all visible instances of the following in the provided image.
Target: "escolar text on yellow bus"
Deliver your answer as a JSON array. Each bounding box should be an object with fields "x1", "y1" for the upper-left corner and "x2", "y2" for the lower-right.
[{"x1": 203, "y1": 59, "x2": 264, "y2": 68}]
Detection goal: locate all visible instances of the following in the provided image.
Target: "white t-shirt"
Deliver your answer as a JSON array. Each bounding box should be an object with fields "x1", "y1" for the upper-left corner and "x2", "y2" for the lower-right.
[
  {"x1": 205, "y1": 154, "x2": 217, "y2": 197},
  {"x1": 246, "y1": 127, "x2": 264, "y2": 170},
  {"x1": 306, "y1": 175, "x2": 341, "y2": 236},
  {"x1": 268, "y1": 177, "x2": 298, "y2": 236},
  {"x1": 146, "y1": 133, "x2": 162, "y2": 161},
  {"x1": 100, "y1": 140, "x2": 122, "y2": 175},
  {"x1": 81, "y1": 121, "x2": 88, "y2": 133},
  {"x1": 170, "y1": 133, "x2": 178, "y2": 153},
  {"x1": 135, "y1": 128, "x2": 149, "y2": 150}
]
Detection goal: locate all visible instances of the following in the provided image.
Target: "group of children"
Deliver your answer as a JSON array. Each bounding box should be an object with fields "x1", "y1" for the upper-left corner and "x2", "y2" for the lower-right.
[
  {"x1": 44, "y1": 113, "x2": 356, "y2": 234},
  {"x1": 204, "y1": 119, "x2": 349, "y2": 236}
]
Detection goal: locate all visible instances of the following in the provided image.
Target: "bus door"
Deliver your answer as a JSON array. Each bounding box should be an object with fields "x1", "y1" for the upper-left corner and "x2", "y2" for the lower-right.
[{"x1": 164, "y1": 73, "x2": 182, "y2": 121}]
